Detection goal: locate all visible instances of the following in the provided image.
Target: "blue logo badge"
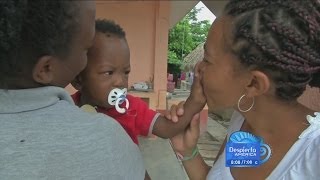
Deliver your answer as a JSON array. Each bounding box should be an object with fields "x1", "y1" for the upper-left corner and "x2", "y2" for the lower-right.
[{"x1": 225, "y1": 131, "x2": 271, "y2": 167}]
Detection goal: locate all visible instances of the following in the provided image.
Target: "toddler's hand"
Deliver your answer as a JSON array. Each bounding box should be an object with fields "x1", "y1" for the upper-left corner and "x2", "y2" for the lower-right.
[{"x1": 187, "y1": 62, "x2": 206, "y2": 112}]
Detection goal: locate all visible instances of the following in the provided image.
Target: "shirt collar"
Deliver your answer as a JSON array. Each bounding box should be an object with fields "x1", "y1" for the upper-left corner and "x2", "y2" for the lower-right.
[{"x1": 0, "y1": 86, "x2": 74, "y2": 113}]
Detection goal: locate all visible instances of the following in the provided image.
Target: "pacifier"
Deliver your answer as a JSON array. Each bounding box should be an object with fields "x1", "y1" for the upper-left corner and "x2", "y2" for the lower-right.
[{"x1": 108, "y1": 88, "x2": 129, "y2": 113}]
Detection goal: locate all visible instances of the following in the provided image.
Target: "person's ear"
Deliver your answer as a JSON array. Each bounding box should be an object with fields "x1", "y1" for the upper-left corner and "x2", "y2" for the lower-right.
[
  {"x1": 32, "y1": 56, "x2": 56, "y2": 85},
  {"x1": 71, "y1": 75, "x2": 83, "y2": 90},
  {"x1": 245, "y1": 70, "x2": 270, "y2": 98}
]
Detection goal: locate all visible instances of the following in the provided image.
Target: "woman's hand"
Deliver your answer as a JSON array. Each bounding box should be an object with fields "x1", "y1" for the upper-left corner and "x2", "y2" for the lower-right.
[
  {"x1": 168, "y1": 102, "x2": 201, "y2": 155},
  {"x1": 163, "y1": 101, "x2": 185, "y2": 123}
]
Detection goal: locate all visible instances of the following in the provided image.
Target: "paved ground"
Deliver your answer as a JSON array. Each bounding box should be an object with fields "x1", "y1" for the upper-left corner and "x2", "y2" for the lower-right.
[
  {"x1": 139, "y1": 137, "x2": 187, "y2": 180},
  {"x1": 139, "y1": 118, "x2": 227, "y2": 180},
  {"x1": 139, "y1": 89, "x2": 229, "y2": 180}
]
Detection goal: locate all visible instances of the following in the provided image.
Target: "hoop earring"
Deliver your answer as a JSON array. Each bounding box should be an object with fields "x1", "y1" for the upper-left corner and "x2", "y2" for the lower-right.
[{"x1": 237, "y1": 94, "x2": 255, "y2": 113}]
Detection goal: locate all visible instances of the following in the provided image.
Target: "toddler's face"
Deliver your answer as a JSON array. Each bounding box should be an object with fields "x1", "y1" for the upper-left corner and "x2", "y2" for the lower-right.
[{"x1": 78, "y1": 32, "x2": 130, "y2": 109}]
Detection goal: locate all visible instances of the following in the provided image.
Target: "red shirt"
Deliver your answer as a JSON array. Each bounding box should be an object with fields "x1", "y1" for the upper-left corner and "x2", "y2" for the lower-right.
[{"x1": 72, "y1": 91, "x2": 159, "y2": 144}]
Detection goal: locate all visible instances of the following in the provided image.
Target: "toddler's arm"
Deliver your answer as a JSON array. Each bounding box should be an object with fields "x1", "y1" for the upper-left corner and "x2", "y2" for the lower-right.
[{"x1": 152, "y1": 62, "x2": 206, "y2": 138}]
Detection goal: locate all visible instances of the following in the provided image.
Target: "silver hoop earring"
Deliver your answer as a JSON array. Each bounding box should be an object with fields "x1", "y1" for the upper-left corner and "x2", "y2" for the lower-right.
[{"x1": 237, "y1": 94, "x2": 255, "y2": 113}]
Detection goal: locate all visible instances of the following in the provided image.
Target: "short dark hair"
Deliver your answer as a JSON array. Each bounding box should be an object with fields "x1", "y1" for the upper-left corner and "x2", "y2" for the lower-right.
[
  {"x1": 95, "y1": 19, "x2": 126, "y2": 38},
  {"x1": 224, "y1": 0, "x2": 320, "y2": 101},
  {"x1": 0, "y1": 0, "x2": 79, "y2": 87}
]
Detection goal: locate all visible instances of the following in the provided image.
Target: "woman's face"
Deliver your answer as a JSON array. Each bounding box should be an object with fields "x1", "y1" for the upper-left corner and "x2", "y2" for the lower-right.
[{"x1": 199, "y1": 16, "x2": 249, "y2": 111}]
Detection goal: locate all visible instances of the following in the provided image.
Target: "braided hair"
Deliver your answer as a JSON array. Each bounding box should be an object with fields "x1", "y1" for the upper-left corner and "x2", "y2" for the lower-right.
[
  {"x1": 224, "y1": 0, "x2": 320, "y2": 101},
  {"x1": 0, "y1": 0, "x2": 79, "y2": 88}
]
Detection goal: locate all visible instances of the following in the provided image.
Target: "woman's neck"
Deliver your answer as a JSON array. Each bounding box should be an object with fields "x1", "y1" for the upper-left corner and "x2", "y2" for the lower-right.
[{"x1": 241, "y1": 98, "x2": 314, "y2": 138}]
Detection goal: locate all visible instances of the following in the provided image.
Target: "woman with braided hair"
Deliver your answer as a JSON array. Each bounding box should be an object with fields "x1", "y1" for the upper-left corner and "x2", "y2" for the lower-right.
[{"x1": 169, "y1": 0, "x2": 320, "y2": 179}]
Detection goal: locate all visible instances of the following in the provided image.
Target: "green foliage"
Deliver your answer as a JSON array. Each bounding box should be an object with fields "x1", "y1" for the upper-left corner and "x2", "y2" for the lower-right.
[
  {"x1": 168, "y1": 7, "x2": 211, "y2": 73},
  {"x1": 168, "y1": 50, "x2": 180, "y2": 65}
]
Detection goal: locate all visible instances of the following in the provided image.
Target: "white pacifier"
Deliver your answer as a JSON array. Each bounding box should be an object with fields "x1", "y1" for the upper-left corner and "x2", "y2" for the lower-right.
[{"x1": 108, "y1": 88, "x2": 129, "y2": 114}]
